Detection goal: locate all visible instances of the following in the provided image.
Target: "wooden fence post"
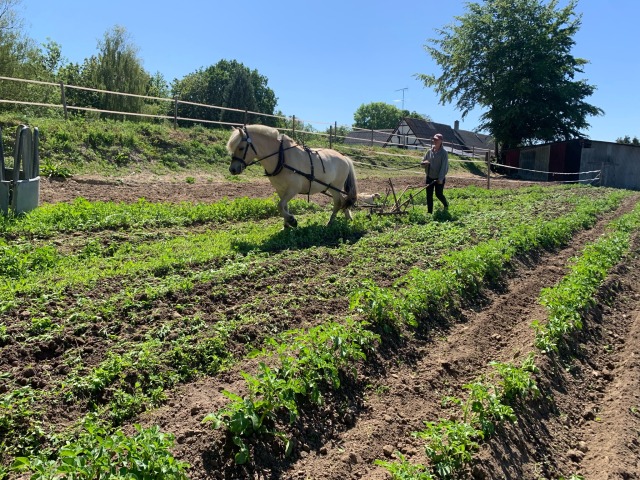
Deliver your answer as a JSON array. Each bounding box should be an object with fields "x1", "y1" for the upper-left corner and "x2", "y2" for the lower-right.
[
  {"x1": 59, "y1": 82, "x2": 68, "y2": 120},
  {"x1": 292, "y1": 115, "x2": 296, "y2": 140},
  {"x1": 486, "y1": 151, "x2": 491, "y2": 190},
  {"x1": 329, "y1": 125, "x2": 333, "y2": 149},
  {"x1": 173, "y1": 97, "x2": 178, "y2": 129}
]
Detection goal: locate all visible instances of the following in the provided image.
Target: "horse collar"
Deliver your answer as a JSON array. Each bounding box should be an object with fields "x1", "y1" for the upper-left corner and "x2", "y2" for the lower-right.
[{"x1": 263, "y1": 139, "x2": 286, "y2": 177}]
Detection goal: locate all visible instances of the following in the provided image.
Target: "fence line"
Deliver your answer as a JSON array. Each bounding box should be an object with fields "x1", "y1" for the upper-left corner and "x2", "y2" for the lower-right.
[{"x1": 0, "y1": 75, "x2": 600, "y2": 186}]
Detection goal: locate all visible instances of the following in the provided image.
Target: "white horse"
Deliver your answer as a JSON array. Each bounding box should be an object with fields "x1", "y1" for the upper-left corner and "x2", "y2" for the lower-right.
[{"x1": 227, "y1": 125, "x2": 358, "y2": 228}]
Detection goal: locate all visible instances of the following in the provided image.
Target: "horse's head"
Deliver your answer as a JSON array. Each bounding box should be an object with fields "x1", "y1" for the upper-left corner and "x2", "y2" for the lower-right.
[{"x1": 227, "y1": 127, "x2": 257, "y2": 175}]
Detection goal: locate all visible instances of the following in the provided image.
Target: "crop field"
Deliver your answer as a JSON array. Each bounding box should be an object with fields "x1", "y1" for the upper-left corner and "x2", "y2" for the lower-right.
[{"x1": 1, "y1": 179, "x2": 640, "y2": 480}]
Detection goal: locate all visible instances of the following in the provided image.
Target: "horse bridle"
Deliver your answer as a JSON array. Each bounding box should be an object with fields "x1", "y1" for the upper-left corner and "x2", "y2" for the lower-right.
[
  {"x1": 231, "y1": 127, "x2": 260, "y2": 170},
  {"x1": 231, "y1": 127, "x2": 294, "y2": 177}
]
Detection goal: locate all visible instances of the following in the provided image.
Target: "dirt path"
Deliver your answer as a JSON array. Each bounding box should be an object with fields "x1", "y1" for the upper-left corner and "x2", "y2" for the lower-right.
[{"x1": 39, "y1": 173, "x2": 529, "y2": 206}]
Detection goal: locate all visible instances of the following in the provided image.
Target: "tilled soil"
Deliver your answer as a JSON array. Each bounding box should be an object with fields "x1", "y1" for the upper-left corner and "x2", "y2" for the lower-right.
[{"x1": 34, "y1": 175, "x2": 640, "y2": 479}]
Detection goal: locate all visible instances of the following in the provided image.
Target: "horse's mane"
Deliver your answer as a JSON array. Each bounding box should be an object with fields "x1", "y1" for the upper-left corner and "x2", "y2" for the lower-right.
[{"x1": 226, "y1": 124, "x2": 290, "y2": 154}]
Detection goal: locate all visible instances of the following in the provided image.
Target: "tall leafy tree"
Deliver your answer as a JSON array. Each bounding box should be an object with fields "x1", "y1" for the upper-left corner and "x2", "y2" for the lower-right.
[
  {"x1": 171, "y1": 59, "x2": 277, "y2": 126},
  {"x1": 0, "y1": 0, "x2": 34, "y2": 108},
  {"x1": 0, "y1": 1, "x2": 66, "y2": 110},
  {"x1": 91, "y1": 26, "x2": 149, "y2": 117},
  {"x1": 353, "y1": 102, "x2": 428, "y2": 129},
  {"x1": 353, "y1": 102, "x2": 404, "y2": 130},
  {"x1": 418, "y1": 0, "x2": 602, "y2": 150},
  {"x1": 219, "y1": 68, "x2": 257, "y2": 125}
]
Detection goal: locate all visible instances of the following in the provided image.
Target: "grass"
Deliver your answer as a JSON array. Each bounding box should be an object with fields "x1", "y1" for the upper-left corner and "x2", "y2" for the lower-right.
[{"x1": 0, "y1": 113, "x2": 479, "y2": 179}]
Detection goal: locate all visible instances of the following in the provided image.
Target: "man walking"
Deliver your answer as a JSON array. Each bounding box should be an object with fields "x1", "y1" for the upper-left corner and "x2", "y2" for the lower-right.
[{"x1": 421, "y1": 133, "x2": 449, "y2": 214}]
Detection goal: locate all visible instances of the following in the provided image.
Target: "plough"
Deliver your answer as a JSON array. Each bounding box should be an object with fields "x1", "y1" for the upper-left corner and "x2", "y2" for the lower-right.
[{"x1": 356, "y1": 178, "x2": 428, "y2": 216}]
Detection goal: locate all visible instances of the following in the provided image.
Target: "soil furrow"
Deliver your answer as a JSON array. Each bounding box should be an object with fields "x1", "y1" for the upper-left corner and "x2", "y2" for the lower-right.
[
  {"x1": 136, "y1": 194, "x2": 639, "y2": 479},
  {"x1": 274, "y1": 194, "x2": 640, "y2": 480}
]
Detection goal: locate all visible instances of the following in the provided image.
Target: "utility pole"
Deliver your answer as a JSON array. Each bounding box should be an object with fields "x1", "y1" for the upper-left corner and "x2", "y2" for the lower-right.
[{"x1": 395, "y1": 87, "x2": 408, "y2": 110}]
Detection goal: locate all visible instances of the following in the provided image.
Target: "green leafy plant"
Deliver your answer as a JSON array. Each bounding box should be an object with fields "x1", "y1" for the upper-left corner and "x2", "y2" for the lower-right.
[
  {"x1": 40, "y1": 158, "x2": 73, "y2": 178},
  {"x1": 350, "y1": 279, "x2": 416, "y2": 331},
  {"x1": 0, "y1": 387, "x2": 45, "y2": 457},
  {"x1": 534, "y1": 205, "x2": 640, "y2": 352},
  {"x1": 12, "y1": 418, "x2": 189, "y2": 479},
  {"x1": 413, "y1": 419, "x2": 481, "y2": 479},
  {"x1": 489, "y1": 354, "x2": 540, "y2": 404},
  {"x1": 204, "y1": 320, "x2": 378, "y2": 464},
  {"x1": 374, "y1": 452, "x2": 435, "y2": 479},
  {"x1": 0, "y1": 323, "x2": 8, "y2": 345}
]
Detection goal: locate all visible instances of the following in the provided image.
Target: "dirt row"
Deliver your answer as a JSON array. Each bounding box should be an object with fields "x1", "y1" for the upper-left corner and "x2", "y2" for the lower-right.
[
  {"x1": 39, "y1": 173, "x2": 529, "y2": 206},
  {"x1": 34, "y1": 175, "x2": 640, "y2": 479},
  {"x1": 124, "y1": 193, "x2": 637, "y2": 480}
]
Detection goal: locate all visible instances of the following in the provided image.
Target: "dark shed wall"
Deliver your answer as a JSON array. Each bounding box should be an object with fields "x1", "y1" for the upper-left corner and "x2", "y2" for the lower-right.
[{"x1": 580, "y1": 142, "x2": 640, "y2": 190}]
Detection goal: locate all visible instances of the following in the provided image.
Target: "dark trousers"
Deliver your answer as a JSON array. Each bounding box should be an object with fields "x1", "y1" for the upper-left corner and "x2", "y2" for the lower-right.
[{"x1": 426, "y1": 177, "x2": 448, "y2": 213}]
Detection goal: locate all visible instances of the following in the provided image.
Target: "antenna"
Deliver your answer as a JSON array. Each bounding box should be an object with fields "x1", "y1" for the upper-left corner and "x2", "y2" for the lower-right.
[{"x1": 395, "y1": 87, "x2": 408, "y2": 110}]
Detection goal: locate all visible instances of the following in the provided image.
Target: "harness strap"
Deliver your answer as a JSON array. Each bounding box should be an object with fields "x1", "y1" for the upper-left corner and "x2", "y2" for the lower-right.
[
  {"x1": 282, "y1": 164, "x2": 348, "y2": 196},
  {"x1": 304, "y1": 146, "x2": 314, "y2": 199},
  {"x1": 264, "y1": 140, "x2": 287, "y2": 177}
]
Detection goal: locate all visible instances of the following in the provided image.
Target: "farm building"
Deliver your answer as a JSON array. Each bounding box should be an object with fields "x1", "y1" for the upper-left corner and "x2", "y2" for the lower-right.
[
  {"x1": 344, "y1": 118, "x2": 494, "y2": 158},
  {"x1": 385, "y1": 118, "x2": 494, "y2": 157},
  {"x1": 503, "y1": 140, "x2": 640, "y2": 191}
]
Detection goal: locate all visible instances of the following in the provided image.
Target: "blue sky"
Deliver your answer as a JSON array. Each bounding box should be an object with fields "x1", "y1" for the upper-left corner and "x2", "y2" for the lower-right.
[{"x1": 21, "y1": 0, "x2": 640, "y2": 141}]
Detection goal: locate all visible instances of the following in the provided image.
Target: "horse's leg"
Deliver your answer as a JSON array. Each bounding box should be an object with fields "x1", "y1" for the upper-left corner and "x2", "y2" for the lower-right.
[
  {"x1": 328, "y1": 190, "x2": 341, "y2": 225},
  {"x1": 278, "y1": 190, "x2": 298, "y2": 228}
]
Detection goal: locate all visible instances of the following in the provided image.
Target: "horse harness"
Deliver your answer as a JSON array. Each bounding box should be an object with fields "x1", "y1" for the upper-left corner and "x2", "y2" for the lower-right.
[{"x1": 232, "y1": 127, "x2": 348, "y2": 196}]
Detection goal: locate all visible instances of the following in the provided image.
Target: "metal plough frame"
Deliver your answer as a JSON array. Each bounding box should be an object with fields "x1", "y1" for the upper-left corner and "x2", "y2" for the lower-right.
[{"x1": 356, "y1": 178, "x2": 427, "y2": 216}]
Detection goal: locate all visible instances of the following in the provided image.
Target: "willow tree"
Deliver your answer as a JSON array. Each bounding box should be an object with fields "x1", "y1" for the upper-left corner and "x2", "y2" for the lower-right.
[
  {"x1": 91, "y1": 26, "x2": 149, "y2": 116},
  {"x1": 418, "y1": 0, "x2": 602, "y2": 150}
]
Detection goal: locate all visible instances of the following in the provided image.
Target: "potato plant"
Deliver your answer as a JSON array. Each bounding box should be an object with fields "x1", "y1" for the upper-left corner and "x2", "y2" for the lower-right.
[{"x1": 0, "y1": 184, "x2": 634, "y2": 476}]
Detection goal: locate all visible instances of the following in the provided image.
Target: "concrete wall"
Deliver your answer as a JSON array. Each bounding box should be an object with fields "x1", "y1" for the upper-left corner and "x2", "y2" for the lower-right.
[{"x1": 580, "y1": 142, "x2": 640, "y2": 191}]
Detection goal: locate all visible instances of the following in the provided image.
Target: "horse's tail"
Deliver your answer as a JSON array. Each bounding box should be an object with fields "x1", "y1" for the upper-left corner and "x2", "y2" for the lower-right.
[{"x1": 342, "y1": 158, "x2": 358, "y2": 209}]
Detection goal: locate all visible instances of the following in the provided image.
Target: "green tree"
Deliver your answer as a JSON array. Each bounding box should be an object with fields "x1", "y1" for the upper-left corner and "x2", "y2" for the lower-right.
[
  {"x1": 353, "y1": 102, "x2": 405, "y2": 129},
  {"x1": 616, "y1": 135, "x2": 639, "y2": 146},
  {"x1": 418, "y1": 0, "x2": 602, "y2": 150},
  {"x1": 58, "y1": 58, "x2": 102, "y2": 110},
  {"x1": 219, "y1": 68, "x2": 257, "y2": 125},
  {"x1": 0, "y1": 1, "x2": 65, "y2": 111},
  {"x1": 171, "y1": 59, "x2": 277, "y2": 126},
  {"x1": 91, "y1": 26, "x2": 150, "y2": 117}
]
